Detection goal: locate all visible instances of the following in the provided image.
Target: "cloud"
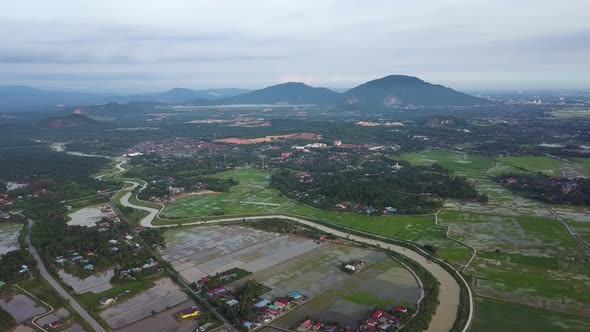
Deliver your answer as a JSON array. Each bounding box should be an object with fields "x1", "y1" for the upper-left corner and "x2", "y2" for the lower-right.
[{"x1": 0, "y1": 0, "x2": 589, "y2": 91}]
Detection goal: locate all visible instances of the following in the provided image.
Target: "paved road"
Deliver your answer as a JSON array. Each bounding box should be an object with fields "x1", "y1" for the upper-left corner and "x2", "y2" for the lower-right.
[
  {"x1": 117, "y1": 179, "x2": 473, "y2": 332},
  {"x1": 26, "y1": 219, "x2": 107, "y2": 332}
]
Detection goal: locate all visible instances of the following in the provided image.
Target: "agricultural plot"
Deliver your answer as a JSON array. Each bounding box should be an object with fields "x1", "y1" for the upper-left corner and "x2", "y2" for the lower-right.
[
  {"x1": 0, "y1": 294, "x2": 47, "y2": 324},
  {"x1": 272, "y1": 258, "x2": 420, "y2": 329},
  {"x1": 551, "y1": 205, "x2": 590, "y2": 243},
  {"x1": 118, "y1": 300, "x2": 197, "y2": 332},
  {"x1": 496, "y1": 156, "x2": 565, "y2": 176},
  {"x1": 159, "y1": 168, "x2": 440, "y2": 243},
  {"x1": 443, "y1": 180, "x2": 552, "y2": 218},
  {"x1": 485, "y1": 162, "x2": 525, "y2": 177},
  {"x1": 0, "y1": 221, "x2": 21, "y2": 255},
  {"x1": 162, "y1": 225, "x2": 420, "y2": 328},
  {"x1": 99, "y1": 277, "x2": 191, "y2": 329},
  {"x1": 573, "y1": 157, "x2": 590, "y2": 177},
  {"x1": 161, "y1": 168, "x2": 286, "y2": 218},
  {"x1": 472, "y1": 297, "x2": 590, "y2": 332},
  {"x1": 58, "y1": 268, "x2": 114, "y2": 294},
  {"x1": 162, "y1": 225, "x2": 321, "y2": 283},
  {"x1": 438, "y1": 210, "x2": 590, "y2": 306},
  {"x1": 399, "y1": 150, "x2": 493, "y2": 178}
]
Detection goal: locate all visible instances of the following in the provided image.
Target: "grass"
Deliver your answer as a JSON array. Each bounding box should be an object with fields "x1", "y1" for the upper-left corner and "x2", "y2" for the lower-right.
[
  {"x1": 399, "y1": 150, "x2": 493, "y2": 178},
  {"x1": 78, "y1": 279, "x2": 154, "y2": 311},
  {"x1": 342, "y1": 292, "x2": 395, "y2": 307},
  {"x1": 573, "y1": 157, "x2": 590, "y2": 177},
  {"x1": 496, "y1": 156, "x2": 565, "y2": 176},
  {"x1": 486, "y1": 161, "x2": 526, "y2": 177},
  {"x1": 472, "y1": 297, "x2": 590, "y2": 332},
  {"x1": 438, "y1": 209, "x2": 590, "y2": 305},
  {"x1": 17, "y1": 277, "x2": 67, "y2": 308},
  {"x1": 158, "y1": 168, "x2": 440, "y2": 243}
]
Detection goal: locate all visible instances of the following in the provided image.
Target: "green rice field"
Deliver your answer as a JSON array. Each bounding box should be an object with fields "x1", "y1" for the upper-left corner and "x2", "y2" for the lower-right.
[
  {"x1": 399, "y1": 150, "x2": 493, "y2": 178},
  {"x1": 160, "y1": 168, "x2": 442, "y2": 242},
  {"x1": 472, "y1": 297, "x2": 590, "y2": 332},
  {"x1": 496, "y1": 156, "x2": 565, "y2": 176}
]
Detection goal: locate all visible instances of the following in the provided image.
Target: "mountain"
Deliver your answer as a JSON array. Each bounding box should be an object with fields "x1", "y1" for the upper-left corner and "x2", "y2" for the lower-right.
[
  {"x1": 1, "y1": 75, "x2": 490, "y2": 112},
  {"x1": 343, "y1": 75, "x2": 491, "y2": 107},
  {"x1": 0, "y1": 86, "x2": 252, "y2": 112},
  {"x1": 36, "y1": 113, "x2": 100, "y2": 129},
  {"x1": 111, "y1": 88, "x2": 252, "y2": 103},
  {"x1": 186, "y1": 75, "x2": 490, "y2": 107},
  {"x1": 0, "y1": 86, "x2": 111, "y2": 112},
  {"x1": 188, "y1": 82, "x2": 341, "y2": 105}
]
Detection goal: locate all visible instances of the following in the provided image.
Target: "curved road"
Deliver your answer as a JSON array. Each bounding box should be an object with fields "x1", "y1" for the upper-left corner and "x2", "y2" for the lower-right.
[
  {"x1": 117, "y1": 179, "x2": 473, "y2": 332},
  {"x1": 26, "y1": 219, "x2": 106, "y2": 332}
]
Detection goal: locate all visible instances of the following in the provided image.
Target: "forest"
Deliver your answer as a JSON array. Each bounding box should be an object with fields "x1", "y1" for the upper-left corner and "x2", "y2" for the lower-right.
[
  {"x1": 28, "y1": 196, "x2": 164, "y2": 278},
  {"x1": 271, "y1": 156, "x2": 480, "y2": 214},
  {"x1": 495, "y1": 173, "x2": 590, "y2": 205},
  {"x1": 0, "y1": 146, "x2": 110, "y2": 180}
]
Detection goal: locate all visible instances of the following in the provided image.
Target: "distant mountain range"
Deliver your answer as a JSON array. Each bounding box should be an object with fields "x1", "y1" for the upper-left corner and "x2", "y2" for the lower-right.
[
  {"x1": 0, "y1": 75, "x2": 491, "y2": 112},
  {"x1": 0, "y1": 87, "x2": 252, "y2": 112},
  {"x1": 187, "y1": 75, "x2": 490, "y2": 107}
]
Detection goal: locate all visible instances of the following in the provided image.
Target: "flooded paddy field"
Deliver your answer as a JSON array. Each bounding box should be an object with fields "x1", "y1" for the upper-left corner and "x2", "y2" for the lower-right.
[
  {"x1": 163, "y1": 225, "x2": 420, "y2": 329},
  {"x1": 162, "y1": 225, "x2": 321, "y2": 283},
  {"x1": 0, "y1": 294, "x2": 47, "y2": 323},
  {"x1": 272, "y1": 258, "x2": 420, "y2": 329},
  {"x1": 118, "y1": 300, "x2": 197, "y2": 332},
  {"x1": 36, "y1": 307, "x2": 70, "y2": 326},
  {"x1": 99, "y1": 277, "x2": 190, "y2": 329},
  {"x1": 439, "y1": 210, "x2": 590, "y2": 306},
  {"x1": 59, "y1": 268, "x2": 114, "y2": 294}
]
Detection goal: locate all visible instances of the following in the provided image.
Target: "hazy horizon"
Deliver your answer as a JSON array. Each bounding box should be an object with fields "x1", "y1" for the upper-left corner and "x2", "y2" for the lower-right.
[{"x1": 1, "y1": 0, "x2": 589, "y2": 93}]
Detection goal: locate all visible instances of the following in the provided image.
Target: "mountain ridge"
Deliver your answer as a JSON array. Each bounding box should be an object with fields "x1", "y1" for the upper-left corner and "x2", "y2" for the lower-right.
[{"x1": 186, "y1": 75, "x2": 491, "y2": 107}]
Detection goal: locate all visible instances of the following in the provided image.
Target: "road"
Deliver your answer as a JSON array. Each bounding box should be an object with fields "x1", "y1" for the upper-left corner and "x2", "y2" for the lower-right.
[
  {"x1": 544, "y1": 203, "x2": 590, "y2": 252},
  {"x1": 117, "y1": 179, "x2": 473, "y2": 332},
  {"x1": 108, "y1": 195, "x2": 238, "y2": 332},
  {"x1": 25, "y1": 218, "x2": 107, "y2": 332}
]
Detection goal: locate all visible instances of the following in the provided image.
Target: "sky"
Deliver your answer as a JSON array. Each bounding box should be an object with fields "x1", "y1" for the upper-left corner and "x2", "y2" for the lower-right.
[{"x1": 0, "y1": 0, "x2": 589, "y2": 92}]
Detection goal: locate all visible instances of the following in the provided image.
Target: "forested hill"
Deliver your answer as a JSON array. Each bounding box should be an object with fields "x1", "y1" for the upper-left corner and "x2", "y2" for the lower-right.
[
  {"x1": 343, "y1": 75, "x2": 492, "y2": 107},
  {"x1": 187, "y1": 75, "x2": 490, "y2": 107}
]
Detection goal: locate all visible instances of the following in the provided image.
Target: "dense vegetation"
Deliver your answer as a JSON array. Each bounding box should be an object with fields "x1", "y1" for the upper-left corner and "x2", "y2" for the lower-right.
[
  {"x1": 28, "y1": 197, "x2": 164, "y2": 278},
  {"x1": 0, "y1": 306, "x2": 16, "y2": 332},
  {"x1": 214, "y1": 280, "x2": 270, "y2": 328},
  {"x1": 495, "y1": 173, "x2": 590, "y2": 205},
  {"x1": 0, "y1": 146, "x2": 109, "y2": 180},
  {"x1": 0, "y1": 248, "x2": 36, "y2": 283},
  {"x1": 271, "y1": 156, "x2": 480, "y2": 214}
]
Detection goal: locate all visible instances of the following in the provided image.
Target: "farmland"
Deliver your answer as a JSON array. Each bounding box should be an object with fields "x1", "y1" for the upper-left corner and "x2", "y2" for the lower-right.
[
  {"x1": 399, "y1": 150, "x2": 493, "y2": 178},
  {"x1": 161, "y1": 225, "x2": 421, "y2": 328},
  {"x1": 496, "y1": 156, "x2": 566, "y2": 176},
  {"x1": 159, "y1": 168, "x2": 441, "y2": 243},
  {"x1": 472, "y1": 297, "x2": 590, "y2": 332}
]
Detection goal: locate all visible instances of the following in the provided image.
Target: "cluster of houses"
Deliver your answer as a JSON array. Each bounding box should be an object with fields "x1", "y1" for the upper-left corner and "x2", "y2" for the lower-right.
[
  {"x1": 247, "y1": 290, "x2": 306, "y2": 327},
  {"x1": 334, "y1": 202, "x2": 397, "y2": 215},
  {"x1": 56, "y1": 252, "x2": 95, "y2": 271},
  {"x1": 0, "y1": 194, "x2": 14, "y2": 208},
  {"x1": 358, "y1": 307, "x2": 409, "y2": 332},
  {"x1": 205, "y1": 284, "x2": 307, "y2": 330},
  {"x1": 96, "y1": 213, "x2": 121, "y2": 233},
  {"x1": 298, "y1": 319, "x2": 342, "y2": 332},
  {"x1": 298, "y1": 307, "x2": 409, "y2": 332},
  {"x1": 125, "y1": 138, "x2": 225, "y2": 158}
]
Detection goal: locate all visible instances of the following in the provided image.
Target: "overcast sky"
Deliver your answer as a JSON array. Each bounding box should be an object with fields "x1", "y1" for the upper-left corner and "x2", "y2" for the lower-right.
[{"x1": 1, "y1": 0, "x2": 588, "y2": 92}]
